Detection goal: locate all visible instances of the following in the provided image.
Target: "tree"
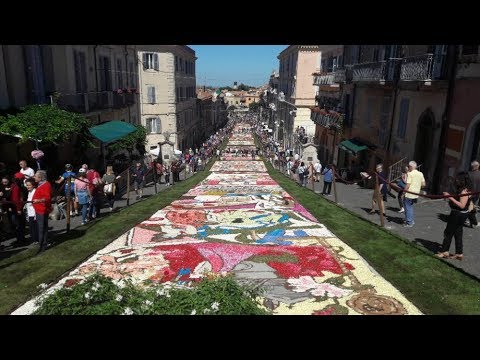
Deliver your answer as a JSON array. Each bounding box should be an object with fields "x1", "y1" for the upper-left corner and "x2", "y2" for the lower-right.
[
  {"x1": 0, "y1": 104, "x2": 92, "y2": 147},
  {"x1": 107, "y1": 124, "x2": 147, "y2": 159},
  {"x1": 249, "y1": 102, "x2": 260, "y2": 112},
  {"x1": 237, "y1": 83, "x2": 250, "y2": 91}
]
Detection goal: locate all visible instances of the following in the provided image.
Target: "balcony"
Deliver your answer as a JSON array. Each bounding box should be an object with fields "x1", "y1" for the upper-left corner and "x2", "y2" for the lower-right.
[
  {"x1": 310, "y1": 107, "x2": 343, "y2": 130},
  {"x1": 352, "y1": 59, "x2": 401, "y2": 83},
  {"x1": 313, "y1": 73, "x2": 335, "y2": 86},
  {"x1": 400, "y1": 54, "x2": 445, "y2": 81},
  {"x1": 333, "y1": 66, "x2": 353, "y2": 83},
  {"x1": 56, "y1": 93, "x2": 87, "y2": 113}
]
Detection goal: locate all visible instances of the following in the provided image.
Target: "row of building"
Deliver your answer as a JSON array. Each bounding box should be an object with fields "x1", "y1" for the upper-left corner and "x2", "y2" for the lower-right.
[
  {"x1": 0, "y1": 45, "x2": 228, "y2": 168},
  {"x1": 264, "y1": 44, "x2": 480, "y2": 191}
]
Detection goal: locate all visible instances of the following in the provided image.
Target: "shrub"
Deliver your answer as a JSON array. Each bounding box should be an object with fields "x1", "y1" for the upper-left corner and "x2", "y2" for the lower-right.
[{"x1": 34, "y1": 273, "x2": 270, "y2": 315}]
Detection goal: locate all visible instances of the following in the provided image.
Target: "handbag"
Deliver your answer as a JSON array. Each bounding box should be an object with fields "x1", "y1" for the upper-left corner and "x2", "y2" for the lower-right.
[{"x1": 103, "y1": 183, "x2": 114, "y2": 194}]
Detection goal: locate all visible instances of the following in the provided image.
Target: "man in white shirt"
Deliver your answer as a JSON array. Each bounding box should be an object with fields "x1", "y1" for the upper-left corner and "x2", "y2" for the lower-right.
[
  {"x1": 403, "y1": 160, "x2": 426, "y2": 227},
  {"x1": 19, "y1": 160, "x2": 35, "y2": 184}
]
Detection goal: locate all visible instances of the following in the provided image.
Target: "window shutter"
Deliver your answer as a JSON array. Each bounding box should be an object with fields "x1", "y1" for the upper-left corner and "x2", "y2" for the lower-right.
[
  {"x1": 153, "y1": 53, "x2": 159, "y2": 71},
  {"x1": 397, "y1": 98, "x2": 409, "y2": 138},
  {"x1": 146, "y1": 118, "x2": 152, "y2": 133},
  {"x1": 155, "y1": 118, "x2": 161, "y2": 133},
  {"x1": 147, "y1": 86, "x2": 153, "y2": 103},
  {"x1": 142, "y1": 53, "x2": 147, "y2": 70},
  {"x1": 151, "y1": 86, "x2": 156, "y2": 103}
]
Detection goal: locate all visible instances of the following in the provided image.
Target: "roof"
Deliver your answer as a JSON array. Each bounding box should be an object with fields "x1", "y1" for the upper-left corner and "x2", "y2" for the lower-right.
[{"x1": 89, "y1": 121, "x2": 137, "y2": 144}]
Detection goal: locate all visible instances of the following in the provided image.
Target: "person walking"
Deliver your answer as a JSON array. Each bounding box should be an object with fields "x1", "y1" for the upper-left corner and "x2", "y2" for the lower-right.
[
  {"x1": 55, "y1": 164, "x2": 78, "y2": 217},
  {"x1": 403, "y1": 161, "x2": 426, "y2": 227},
  {"x1": 131, "y1": 162, "x2": 146, "y2": 199},
  {"x1": 436, "y1": 172, "x2": 473, "y2": 260},
  {"x1": 85, "y1": 165, "x2": 102, "y2": 220},
  {"x1": 102, "y1": 166, "x2": 119, "y2": 211},
  {"x1": 32, "y1": 170, "x2": 52, "y2": 254},
  {"x1": 369, "y1": 164, "x2": 387, "y2": 215},
  {"x1": 74, "y1": 168, "x2": 91, "y2": 225},
  {"x1": 164, "y1": 163, "x2": 171, "y2": 186}
]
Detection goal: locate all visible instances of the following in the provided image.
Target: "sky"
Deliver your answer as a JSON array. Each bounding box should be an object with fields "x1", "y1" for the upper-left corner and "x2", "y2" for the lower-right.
[{"x1": 190, "y1": 45, "x2": 287, "y2": 88}]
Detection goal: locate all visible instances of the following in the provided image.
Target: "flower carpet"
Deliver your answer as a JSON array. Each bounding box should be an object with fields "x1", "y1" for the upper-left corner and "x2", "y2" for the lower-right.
[{"x1": 13, "y1": 124, "x2": 421, "y2": 315}]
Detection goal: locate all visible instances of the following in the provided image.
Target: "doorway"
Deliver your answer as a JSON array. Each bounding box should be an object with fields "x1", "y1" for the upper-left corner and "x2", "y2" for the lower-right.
[{"x1": 413, "y1": 109, "x2": 435, "y2": 181}]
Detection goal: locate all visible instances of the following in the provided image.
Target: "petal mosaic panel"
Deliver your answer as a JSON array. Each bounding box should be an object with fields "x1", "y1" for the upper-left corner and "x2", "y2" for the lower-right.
[{"x1": 13, "y1": 124, "x2": 421, "y2": 315}]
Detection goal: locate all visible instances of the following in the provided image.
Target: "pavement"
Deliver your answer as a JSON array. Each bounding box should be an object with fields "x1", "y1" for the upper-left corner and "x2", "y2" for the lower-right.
[
  {"x1": 273, "y1": 162, "x2": 480, "y2": 280},
  {"x1": 0, "y1": 167, "x2": 197, "y2": 259}
]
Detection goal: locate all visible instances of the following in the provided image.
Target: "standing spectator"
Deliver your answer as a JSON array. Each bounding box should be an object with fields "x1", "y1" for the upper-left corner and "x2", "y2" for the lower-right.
[
  {"x1": 102, "y1": 166, "x2": 119, "y2": 211},
  {"x1": 55, "y1": 164, "x2": 78, "y2": 217},
  {"x1": 467, "y1": 160, "x2": 479, "y2": 228},
  {"x1": 131, "y1": 162, "x2": 145, "y2": 199},
  {"x1": 19, "y1": 160, "x2": 35, "y2": 185},
  {"x1": 369, "y1": 164, "x2": 387, "y2": 216},
  {"x1": 297, "y1": 162, "x2": 306, "y2": 187},
  {"x1": 436, "y1": 172, "x2": 473, "y2": 260},
  {"x1": 314, "y1": 161, "x2": 322, "y2": 183},
  {"x1": 74, "y1": 168, "x2": 91, "y2": 225},
  {"x1": 321, "y1": 165, "x2": 333, "y2": 196},
  {"x1": 307, "y1": 162, "x2": 315, "y2": 187},
  {"x1": 25, "y1": 178, "x2": 38, "y2": 244},
  {"x1": 403, "y1": 160, "x2": 426, "y2": 227},
  {"x1": 396, "y1": 166, "x2": 409, "y2": 213},
  {"x1": 9, "y1": 173, "x2": 26, "y2": 245},
  {"x1": 32, "y1": 170, "x2": 52, "y2": 254},
  {"x1": 154, "y1": 160, "x2": 163, "y2": 184},
  {"x1": 163, "y1": 163, "x2": 171, "y2": 186},
  {"x1": 85, "y1": 166, "x2": 102, "y2": 220}
]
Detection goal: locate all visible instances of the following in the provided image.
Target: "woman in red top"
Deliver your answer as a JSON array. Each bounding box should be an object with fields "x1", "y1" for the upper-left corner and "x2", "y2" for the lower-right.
[
  {"x1": 32, "y1": 170, "x2": 52, "y2": 253},
  {"x1": 9, "y1": 173, "x2": 26, "y2": 245}
]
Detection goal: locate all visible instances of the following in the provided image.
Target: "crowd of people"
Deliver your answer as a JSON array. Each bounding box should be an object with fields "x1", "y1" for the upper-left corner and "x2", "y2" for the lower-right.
[{"x1": 255, "y1": 120, "x2": 480, "y2": 262}]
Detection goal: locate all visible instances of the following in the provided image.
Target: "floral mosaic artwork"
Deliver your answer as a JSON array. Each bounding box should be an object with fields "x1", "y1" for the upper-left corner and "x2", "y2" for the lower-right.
[
  {"x1": 210, "y1": 160, "x2": 267, "y2": 173},
  {"x1": 13, "y1": 124, "x2": 421, "y2": 315}
]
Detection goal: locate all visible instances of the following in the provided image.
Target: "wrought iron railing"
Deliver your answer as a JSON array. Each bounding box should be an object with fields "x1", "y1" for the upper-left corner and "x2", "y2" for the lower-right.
[
  {"x1": 313, "y1": 73, "x2": 335, "y2": 85},
  {"x1": 353, "y1": 59, "x2": 401, "y2": 82},
  {"x1": 400, "y1": 54, "x2": 445, "y2": 81}
]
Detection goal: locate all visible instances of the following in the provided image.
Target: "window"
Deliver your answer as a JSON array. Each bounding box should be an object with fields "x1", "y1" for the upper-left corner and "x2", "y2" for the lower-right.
[
  {"x1": 146, "y1": 117, "x2": 161, "y2": 133},
  {"x1": 99, "y1": 56, "x2": 112, "y2": 91},
  {"x1": 73, "y1": 50, "x2": 87, "y2": 92},
  {"x1": 397, "y1": 98, "x2": 410, "y2": 139},
  {"x1": 379, "y1": 97, "x2": 391, "y2": 146},
  {"x1": 462, "y1": 45, "x2": 479, "y2": 55},
  {"x1": 147, "y1": 86, "x2": 156, "y2": 104},
  {"x1": 116, "y1": 59, "x2": 123, "y2": 89},
  {"x1": 143, "y1": 52, "x2": 159, "y2": 70},
  {"x1": 175, "y1": 56, "x2": 178, "y2": 72},
  {"x1": 365, "y1": 97, "x2": 375, "y2": 126}
]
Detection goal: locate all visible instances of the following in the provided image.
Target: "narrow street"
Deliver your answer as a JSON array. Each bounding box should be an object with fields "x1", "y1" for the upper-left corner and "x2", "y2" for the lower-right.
[{"x1": 14, "y1": 122, "x2": 421, "y2": 315}]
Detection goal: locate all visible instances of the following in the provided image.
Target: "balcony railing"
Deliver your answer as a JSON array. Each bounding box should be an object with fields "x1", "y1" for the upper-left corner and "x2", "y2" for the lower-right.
[
  {"x1": 313, "y1": 73, "x2": 335, "y2": 86},
  {"x1": 352, "y1": 59, "x2": 401, "y2": 82},
  {"x1": 333, "y1": 66, "x2": 353, "y2": 83},
  {"x1": 400, "y1": 54, "x2": 445, "y2": 81},
  {"x1": 56, "y1": 94, "x2": 87, "y2": 113},
  {"x1": 310, "y1": 109, "x2": 343, "y2": 130},
  {"x1": 113, "y1": 92, "x2": 126, "y2": 109}
]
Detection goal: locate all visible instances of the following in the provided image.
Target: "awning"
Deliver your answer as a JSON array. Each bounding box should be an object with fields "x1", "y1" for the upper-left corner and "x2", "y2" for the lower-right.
[
  {"x1": 89, "y1": 121, "x2": 137, "y2": 144},
  {"x1": 339, "y1": 139, "x2": 368, "y2": 154}
]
